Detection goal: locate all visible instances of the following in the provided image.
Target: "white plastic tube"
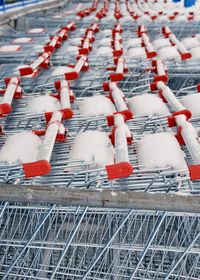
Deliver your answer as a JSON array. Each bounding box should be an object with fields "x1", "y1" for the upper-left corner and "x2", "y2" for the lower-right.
[
  {"x1": 37, "y1": 111, "x2": 63, "y2": 162},
  {"x1": 59, "y1": 80, "x2": 71, "y2": 109},
  {"x1": 109, "y1": 82, "x2": 128, "y2": 112},
  {"x1": 1, "y1": 77, "x2": 19, "y2": 106},
  {"x1": 114, "y1": 114, "x2": 131, "y2": 163},
  {"x1": 176, "y1": 115, "x2": 200, "y2": 164},
  {"x1": 157, "y1": 82, "x2": 185, "y2": 112}
]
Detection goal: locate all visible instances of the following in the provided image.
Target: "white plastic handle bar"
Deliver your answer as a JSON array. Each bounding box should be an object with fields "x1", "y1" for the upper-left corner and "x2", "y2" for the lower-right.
[
  {"x1": 65, "y1": 55, "x2": 87, "y2": 80},
  {"x1": 37, "y1": 111, "x2": 63, "y2": 163},
  {"x1": 110, "y1": 57, "x2": 125, "y2": 82},
  {"x1": 20, "y1": 52, "x2": 49, "y2": 76},
  {"x1": 86, "y1": 30, "x2": 93, "y2": 41},
  {"x1": 58, "y1": 29, "x2": 67, "y2": 39},
  {"x1": 49, "y1": 36, "x2": 59, "y2": 47},
  {"x1": 30, "y1": 52, "x2": 49, "y2": 70},
  {"x1": 157, "y1": 82, "x2": 186, "y2": 112},
  {"x1": 0, "y1": 77, "x2": 19, "y2": 114},
  {"x1": 156, "y1": 60, "x2": 166, "y2": 77},
  {"x1": 109, "y1": 82, "x2": 128, "y2": 112},
  {"x1": 83, "y1": 39, "x2": 90, "y2": 49},
  {"x1": 175, "y1": 115, "x2": 200, "y2": 164},
  {"x1": 169, "y1": 34, "x2": 188, "y2": 53},
  {"x1": 60, "y1": 80, "x2": 71, "y2": 109},
  {"x1": 23, "y1": 111, "x2": 64, "y2": 178},
  {"x1": 114, "y1": 114, "x2": 131, "y2": 163},
  {"x1": 114, "y1": 40, "x2": 121, "y2": 51}
]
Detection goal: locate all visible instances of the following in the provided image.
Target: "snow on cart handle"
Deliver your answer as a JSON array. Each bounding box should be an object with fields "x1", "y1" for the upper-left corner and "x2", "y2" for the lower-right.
[
  {"x1": 23, "y1": 111, "x2": 65, "y2": 178},
  {"x1": 0, "y1": 77, "x2": 21, "y2": 115},
  {"x1": 106, "y1": 113, "x2": 133, "y2": 180},
  {"x1": 157, "y1": 82, "x2": 185, "y2": 111},
  {"x1": 65, "y1": 55, "x2": 88, "y2": 80},
  {"x1": 176, "y1": 115, "x2": 200, "y2": 165},
  {"x1": 19, "y1": 52, "x2": 50, "y2": 76}
]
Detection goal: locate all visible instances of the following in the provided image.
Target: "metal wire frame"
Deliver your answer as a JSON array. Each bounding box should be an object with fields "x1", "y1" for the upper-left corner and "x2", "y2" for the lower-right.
[
  {"x1": 0, "y1": 202, "x2": 199, "y2": 280},
  {"x1": 0, "y1": 93, "x2": 197, "y2": 194}
]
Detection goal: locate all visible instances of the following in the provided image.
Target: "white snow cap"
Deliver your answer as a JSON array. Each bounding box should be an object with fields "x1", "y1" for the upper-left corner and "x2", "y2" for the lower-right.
[
  {"x1": 12, "y1": 37, "x2": 32, "y2": 44},
  {"x1": 0, "y1": 131, "x2": 41, "y2": 164},
  {"x1": 27, "y1": 95, "x2": 61, "y2": 114},
  {"x1": 51, "y1": 66, "x2": 74, "y2": 77},
  {"x1": 190, "y1": 47, "x2": 200, "y2": 59},
  {"x1": 127, "y1": 47, "x2": 146, "y2": 58},
  {"x1": 66, "y1": 46, "x2": 79, "y2": 55},
  {"x1": 181, "y1": 37, "x2": 200, "y2": 49},
  {"x1": 28, "y1": 28, "x2": 45, "y2": 33},
  {"x1": 128, "y1": 94, "x2": 170, "y2": 117},
  {"x1": 78, "y1": 95, "x2": 116, "y2": 116},
  {"x1": 137, "y1": 132, "x2": 188, "y2": 172},
  {"x1": 95, "y1": 47, "x2": 112, "y2": 57},
  {"x1": 181, "y1": 93, "x2": 200, "y2": 117},
  {"x1": 152, "y1": 38, "x2": 171, "y2": 49},
  {"x1": 158, "y1": 46, "x2": 181, "y2": 60},
  {"x1": 0, "y1": 45, "x2": 21, "y2": 52},
  {"x1": 126, "y1": 38, "x2": 142, "y2": 48},
  {"x1": 70, "y1": 130, "x2": 115, "y2": 167}
]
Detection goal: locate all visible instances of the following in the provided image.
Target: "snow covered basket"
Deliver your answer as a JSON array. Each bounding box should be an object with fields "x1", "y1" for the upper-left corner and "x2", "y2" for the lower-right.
[{"x1": 137, "y1": 132, "x2": 188, "y2": 174}]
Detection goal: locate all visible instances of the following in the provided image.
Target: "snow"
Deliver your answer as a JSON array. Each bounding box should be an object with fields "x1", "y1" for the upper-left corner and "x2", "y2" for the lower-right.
[
  {"x1": 66, "y1": 46, "x2": 79, "y2": 55},
  {"x1": 70, "y1": 131, "x2": 115, "y2": 167},
  {"x1": 152, "y1": 38, "x2": 171, "y2": 49},
  {"x1": 28, "y1": 28, "x2": 45, "y2": 33},
  {"x1": 180, "y1": 93, "x2": 200, "y2": 117},
  {"x1": 190, "y1": 47, "x2": 200, "y2": 59},
  {"x1": 68, "y1": 37, "x2": 82, "y2": 45},
  {"x1": 126, "y1": 38, "x2": 142, "y2": 48},
  {"x1": 26, "y1": 96, "x2": 61, "y2": 114},
  {"x1": 12, "y1": 37, "x2": 32, "y2": 44},
  {"x1": 158, "y1": 46, "x2": 181, "y2": 60},
  {"x1": 181, "y1": 37, "x2": 200, "y2": 49},
  {"x1": 0, "y1": 45, "x2": 21, "y2": 52},
  {"x1": 78, "y1": 95, "x2": 116, "y2": 116},
  {"x1": 101, "y1": 29, "x2": 112, "y2": 37},
  {"x1": 137, "y1": 132, "x2": 188, "y2": 171},
  {"x1": 127, "y1": 47, "x2": 146, "y2": 58},
  {"x1": 51, "y1": 66, "x2": 74, "y2": 77},
  {"x1": 128, "y1": 94, "x2": 170, "y2": 117},
  {"x1": 95, "y1": 47, "x2": 112, "y2": 57},
  {"x1": 0, "y1": 131, "x2": 41, "y2": 164}
]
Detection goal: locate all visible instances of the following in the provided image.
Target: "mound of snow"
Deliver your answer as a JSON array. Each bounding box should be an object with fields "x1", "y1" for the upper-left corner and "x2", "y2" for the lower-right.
[
  {"x1": 152, "y1": 38, "x2": 171, "y2": 49},
  {"x1": 70, "y1": 131, "x2": 115, "y2": 167},
  {"x1": 137, "y1": 132, "x2": 187, "y2": 171},
  {"x1": 51, "y1": 66, "x2": 74, "y2": 76},
  {"x1": 158, "y1": 46, "x2": 181, "y2": 60},
  {"x1": 126, "y1": 38, "x2": 142, "y2": 48},
  {"x1": 0, "y1": 131, "x2": 41, "y2": 164},
  {"x1": 66, "y1": 46, "x2": 79, "y2": 55},
  {"x1": 95, "y1": 47, "x2": 112, "y2": 57},
  {"x1": 0, "y1": 45, "x2": 21, "y2": 52},
  {"x1": 68, "y1": 37, "x2": 82, "y2": 45},
  {"x1": 101, "y1": 29, "x2": 112, "y2": 37},
  {"x1": 181, "y1": 37, "x2": 200, "y2": 49},
  {"x1": 28, "y1": 28, "x2": 45, "y2": 33},
  {"x1": 12, "y1": 37, "x2": 32, "y2": 44},
  {"x1": 78, "y1": 95, "x2": 116, "y2": 116},
  {"x1": 180, "y1": 93, "x2": 200, "y2": 117},
  {"x1": 128, "y1": 94, "x2": 170, "y2": 117},
  {"x1": 190, "y1": 47, "x2": 200, "y2": 59},
  {"x1": 27, "y1": 96, "x2": 61, "y2": 114},
  {"x1": 127, "y1": 47, "x2": 146, "y2": 58}
]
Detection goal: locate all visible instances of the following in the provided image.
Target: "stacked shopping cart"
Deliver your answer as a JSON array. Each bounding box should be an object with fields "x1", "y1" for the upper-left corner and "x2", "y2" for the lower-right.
[{"x1": 0, "y1": 0, "x2": 199, "y2": 279}]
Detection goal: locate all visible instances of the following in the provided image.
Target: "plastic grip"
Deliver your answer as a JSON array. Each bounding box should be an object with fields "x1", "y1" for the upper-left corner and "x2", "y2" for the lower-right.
[
  {"x1": 106, "y1": 162, "x2": 133, "y2": 180},
  {"x1": 23, "y1": 160, "x2": 51, "y2": 178}
]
